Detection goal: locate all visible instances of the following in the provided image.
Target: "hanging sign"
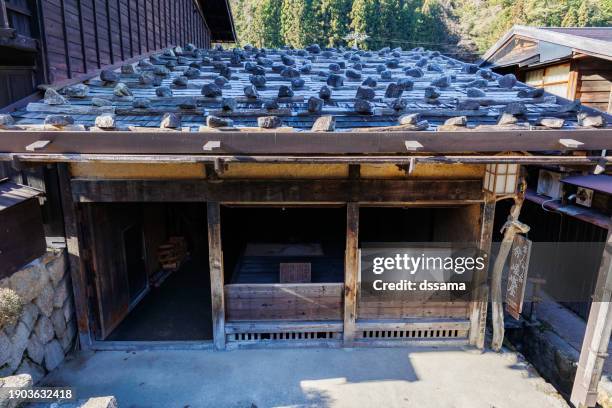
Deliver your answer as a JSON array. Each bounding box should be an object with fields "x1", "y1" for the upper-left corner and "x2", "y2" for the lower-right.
[{"x1": 505, "y1": 234, "x2": 532, "y2": 320}]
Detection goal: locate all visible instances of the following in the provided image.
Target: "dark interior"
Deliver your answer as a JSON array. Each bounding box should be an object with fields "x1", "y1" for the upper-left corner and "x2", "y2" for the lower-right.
[
  {"x1": 359, "y1": 207, "x2": 479, "y2": 244},
  {"x1": 221, "y1": 206, "x2": 347, "y2": 284},
  {"x1": 93, "y1": 203, "x2": 213, "y2": 341}
]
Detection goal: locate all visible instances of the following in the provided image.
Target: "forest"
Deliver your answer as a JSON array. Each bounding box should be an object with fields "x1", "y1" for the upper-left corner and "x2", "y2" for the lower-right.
[{"x1": 229, "y1": 0, "x2": 612, "y2": 57}]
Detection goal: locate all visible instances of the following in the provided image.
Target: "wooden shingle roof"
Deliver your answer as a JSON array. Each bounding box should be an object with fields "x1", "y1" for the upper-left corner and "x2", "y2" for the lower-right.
[{"x1": 6, "y1": 43, "x2": 610, "y2": 133}]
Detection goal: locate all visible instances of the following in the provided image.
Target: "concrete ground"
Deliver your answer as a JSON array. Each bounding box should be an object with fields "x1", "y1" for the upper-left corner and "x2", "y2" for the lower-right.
[{"x1": 36, "y1": 346, "x2": 568, "y2": 408}]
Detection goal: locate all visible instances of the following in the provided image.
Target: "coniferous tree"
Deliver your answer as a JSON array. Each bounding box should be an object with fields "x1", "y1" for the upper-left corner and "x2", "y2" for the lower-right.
[
  {"x1": 561, "y1": 6, "x2": 579, "y2": 26},
  {"x1": 321, "y1": 0, "x2": 352, "y2": 47},
  {"x1": 577, "y1": 0, "x2": 591, "y2": 26},
  {"x1": 378, "y1": 0, "x2": 402, "y2": 49},
  {"x1": 350, "y1": 0, "x2": 379, "y2": 49},
  {"x1": 253, "y1": 0, "x2": 283, "y2": 48}
]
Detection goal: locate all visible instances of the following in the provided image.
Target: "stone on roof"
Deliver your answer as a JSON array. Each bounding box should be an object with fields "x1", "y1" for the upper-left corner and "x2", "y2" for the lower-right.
[{"x1": 6, "y1": 43, "x2": 611, "y2": 133}]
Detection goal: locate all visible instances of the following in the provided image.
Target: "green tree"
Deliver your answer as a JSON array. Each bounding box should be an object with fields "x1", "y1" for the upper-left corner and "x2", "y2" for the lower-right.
[
  {"x1": 417, "y1": 0, "x2": 447, "y2": 50},
  {"x1": 321, "y1": 0, "x2": 352, "y2": 47},
  {"x1": 377, "y1": 0, "x2": 402, "y2": 49},
  {"x1": 252, "y1": 0, "x2": 283, "y2": 48},
  {"x1": 281, "y1": 0, "x2": 322, "y2": 48},
  {"x1": 350, "y1": 0, "x2": 379, "y2": 49},
  {"x1": 577, "y1": 0, "x2": 591, "y2": 26},
  {"x1": 561, "y1": 6, "x2": 578, "y2": 26}
]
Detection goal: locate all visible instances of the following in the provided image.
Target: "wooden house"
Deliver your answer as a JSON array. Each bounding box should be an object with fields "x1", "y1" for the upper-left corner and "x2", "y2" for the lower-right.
[
  {"x1": 0, "y1": 0, "x2": 236, "y2": 110},
  {"x1": 481, "y1": 25, "x2": 612, "y2": 113},
  {"x1": 0, "y1": 41, "x2": 611, "y2": 408}
]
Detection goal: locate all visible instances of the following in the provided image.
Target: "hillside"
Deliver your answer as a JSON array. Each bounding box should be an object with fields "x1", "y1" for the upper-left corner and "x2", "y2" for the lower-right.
[{"x1": 229, "y1": 0, "x2": 611, "y2": 60}]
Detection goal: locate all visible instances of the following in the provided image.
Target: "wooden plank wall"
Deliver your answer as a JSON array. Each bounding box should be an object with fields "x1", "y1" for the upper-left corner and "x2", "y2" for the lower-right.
[
  {"x1": 41, "y1": 0, "x2": 211, "y2": 83},
  {"x1": 224, "y1": 283, "x2": 344, "y2": 321},
  {"x1": 574, "y1": 57, "x2": 612, "y2": 113}
]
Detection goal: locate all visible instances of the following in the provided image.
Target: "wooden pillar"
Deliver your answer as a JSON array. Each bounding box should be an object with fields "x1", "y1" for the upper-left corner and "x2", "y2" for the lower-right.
[
  {"x1": 57, "y1": 163, "x2": 92, "y2": 350},
  {"x1": 571, "y1": 224, "x2": 612, "y2": 408},
  {"x1": 207, "y1": 201, "x2": 225, "y2": 350},
  {"x1": 469, "y1": 191, "x2": 496, "y2": 348},
  {"x1": 343, "y1": 202, "x2": 359, "y2": 346}
]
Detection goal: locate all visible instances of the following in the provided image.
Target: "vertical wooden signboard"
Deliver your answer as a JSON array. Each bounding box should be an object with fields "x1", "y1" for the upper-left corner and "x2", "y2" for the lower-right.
[{"x1": 505, "y1": 234, "x2": 532, "y2": 320}]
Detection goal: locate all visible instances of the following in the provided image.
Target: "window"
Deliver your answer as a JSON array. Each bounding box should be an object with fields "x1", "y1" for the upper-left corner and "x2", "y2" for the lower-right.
[{"x1": 525, "y1": 63, "x2": 570, "y2": 98}]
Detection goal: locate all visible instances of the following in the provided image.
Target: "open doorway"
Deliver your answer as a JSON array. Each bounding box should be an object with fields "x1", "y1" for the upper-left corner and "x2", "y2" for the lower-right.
[
  {"x1": 221, "y1": 206, "x2": 346, "y2": 323},
  {"x1": 85, "y1": 203, "x2": 212, "y2": 341},
  {"x1": 358, "y1": 206, "x2": 480, "y2": 321}
]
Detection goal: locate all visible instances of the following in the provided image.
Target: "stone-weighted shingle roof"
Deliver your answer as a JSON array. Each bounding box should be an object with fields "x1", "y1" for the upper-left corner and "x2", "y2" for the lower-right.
[{"x1": 5, "y1": 43, "x2": 609, "y2": 133}]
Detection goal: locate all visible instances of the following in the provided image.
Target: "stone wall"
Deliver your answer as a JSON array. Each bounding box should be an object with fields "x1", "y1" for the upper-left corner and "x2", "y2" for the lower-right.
[{"x1": 0, "y1": 248, "x2": 76, "y2": 383}]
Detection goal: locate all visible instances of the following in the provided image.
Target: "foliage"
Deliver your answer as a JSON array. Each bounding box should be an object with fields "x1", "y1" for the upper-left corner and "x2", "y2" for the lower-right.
[
  {"x1": 229, "y1": 0, "x2": 612, "y2": 53},
  {"x1": 0, "y1": 287, "x2": 22, "y2": 330}
]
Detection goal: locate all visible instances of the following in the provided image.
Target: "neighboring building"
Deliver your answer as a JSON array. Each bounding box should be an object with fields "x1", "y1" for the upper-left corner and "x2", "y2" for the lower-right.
[
  {"x1": 480, "y1": 25, "x2": 612, "y2": 113},
  {"x1": 0, "y1": 0, "x2": 235, "y2": 110}
]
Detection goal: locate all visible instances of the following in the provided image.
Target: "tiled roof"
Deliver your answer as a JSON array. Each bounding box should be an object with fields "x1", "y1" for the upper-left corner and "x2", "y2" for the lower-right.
[{"x1": 7, "y1": 43, "x2": 609, "y2": 132}]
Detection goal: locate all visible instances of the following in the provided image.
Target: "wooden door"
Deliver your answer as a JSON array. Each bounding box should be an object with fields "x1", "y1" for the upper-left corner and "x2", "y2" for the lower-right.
[{"x1": 88, "y1": 204, "x2": 135, "y2": 339}]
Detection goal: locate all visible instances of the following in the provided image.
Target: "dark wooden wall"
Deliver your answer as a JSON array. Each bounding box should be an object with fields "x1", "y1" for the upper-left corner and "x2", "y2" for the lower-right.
[
  {"x1": 574, "y1": 57, "x2": 612, "y2": 113},
  {"x1": 41, "y1": 0, "x2": 211, "y2": 83}
]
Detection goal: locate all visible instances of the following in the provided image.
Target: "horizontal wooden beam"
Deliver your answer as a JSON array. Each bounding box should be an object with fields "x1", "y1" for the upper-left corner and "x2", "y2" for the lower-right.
[
  {"x1": 225, "y1": 321, "x2": 343, "y2": 334},
  {"x1": 1, "y1": 129, "x2": 612, "y2": 154},
  {"x1": 71, "y1": 178, "x2": 484, "y2": 204},
  {"x1": 1, "y1": 153, "x2": 610, "y2": 166}
]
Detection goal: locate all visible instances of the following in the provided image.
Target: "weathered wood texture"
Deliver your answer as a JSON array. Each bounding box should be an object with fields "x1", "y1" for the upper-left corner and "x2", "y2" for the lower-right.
[
  {"x1": 86, "y1": 203, "x2": 131, "y2": 339},
  {"x1": 0, "y1": 198, "x2": 46, "y2": 279},
  {"x1": 468, "y1": 192, "x2": 496, "y2": 348},
  {"x1": 343, "y1": 203, "x2": 359, "y2": 344},
  {"x1": 41, "y1": 0, "x2": 210, "y2": 83},
  {"x1": 491, "y1": 181, "x2": 529, "y2": 351},
  {"x1": 357, "y1": 296, "x2": 471, "y2": 319},
  {"x1": 2, "y1": 130, "x2": 612, "y2": 155},
  {"x1": 70, "y1": 179, "x2": 484, "y2": 204},
  {"x1": 574, "y1": 57, "x2": 612, "y2": 113},
  {"x1": 224, "y1": 283, "x2": 344, "y2": 321},
  {"x1": 57, "y1": 163, "x2": 92, "y2": 349},
  {"x1": 571, "y1": 223, "x2": 612, "y2": 408},
  {"x1": 207, "y1": 201, "x2": 225, "y2": 350}
]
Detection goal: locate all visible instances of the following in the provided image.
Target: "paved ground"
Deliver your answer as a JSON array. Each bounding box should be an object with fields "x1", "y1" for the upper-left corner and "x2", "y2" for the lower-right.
[
  {"x1": 108, "y1": 258, "x2": 213, "y2": 341},
  {"x1": 37, "y1": 346, "x2": 568, "y2": 408}
]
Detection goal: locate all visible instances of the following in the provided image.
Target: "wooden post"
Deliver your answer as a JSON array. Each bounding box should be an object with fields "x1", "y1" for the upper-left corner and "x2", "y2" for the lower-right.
[
  {"x1": 207, "y1": 201, "x2": 225, "y2": 350},
  {"x1": 490, "y1": 181, "x2": 529, "y2": 351},
  {"x1": 571, "y1": 224, "x2": 612, "y2": 408},
  {"x1": 469, "y1": 191, "x2": 496, "y2": 348},
  {"x1": 0, "y1": 1, "x2": 10, "y2": 30},
  {"x1": 343, "y1": 202, "x2": 359, "y2": 346},
  {"x1": 57, "y1": 163, "x2": 92, "y2": 350}
]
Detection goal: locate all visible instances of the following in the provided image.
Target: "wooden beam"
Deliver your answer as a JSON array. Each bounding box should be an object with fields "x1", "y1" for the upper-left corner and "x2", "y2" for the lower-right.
[
  {"x1": 207, "y1": 201, "x2": 225, "y2": 350},
  {"x1": 2, "y1": 153, "x2": 611, "y2": 166},
  {"x1": 71, "y1": 179, "x2": 484, "y2": 204},
  {"x1": 571, "y1": 223, "x2": 612, "y2": 408},
  {"x1": 1, "y1": 129, "x2": 612, "y2": 155},
  {"x1": 343, "y1": 202, "x2": 359, "y2": 346},
  {"x1": 57, "y1": 164, "x2": 92, "y2": 350},
  {"x1": 469, "y1": 191, "x2": 496, "y2": 348}
]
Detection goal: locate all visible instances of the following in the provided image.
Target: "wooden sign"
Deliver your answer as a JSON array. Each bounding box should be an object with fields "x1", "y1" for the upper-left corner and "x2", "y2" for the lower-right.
[
  {"x1": 279, "y1": 263, "x2": 312, "y2": 283},
  {"x1": 505, "y1": 234, "x2": 532, "y2": 320}
]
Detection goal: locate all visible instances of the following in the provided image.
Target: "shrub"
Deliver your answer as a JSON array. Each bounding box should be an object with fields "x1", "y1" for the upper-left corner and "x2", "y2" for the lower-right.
[{"x1": 0, "y1": 287, "x2": 23, "y2": 329}]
